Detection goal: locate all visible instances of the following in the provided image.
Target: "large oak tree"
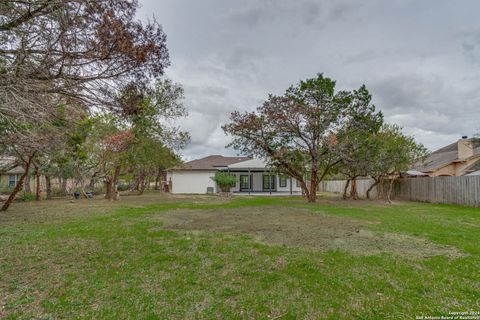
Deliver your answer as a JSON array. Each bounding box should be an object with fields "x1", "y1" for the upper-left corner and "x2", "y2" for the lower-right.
[{"x1": 223, "y1": 74, "x2": 381, "y2": 202}]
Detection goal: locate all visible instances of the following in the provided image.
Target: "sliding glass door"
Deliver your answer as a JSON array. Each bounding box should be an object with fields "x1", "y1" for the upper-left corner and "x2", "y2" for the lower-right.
[
  {"x1": 240, "y1": 175, "x2": 251, "y2": 191},
  {"x1": 262, "y1": 174, "x2": 276, "y2": 191}
]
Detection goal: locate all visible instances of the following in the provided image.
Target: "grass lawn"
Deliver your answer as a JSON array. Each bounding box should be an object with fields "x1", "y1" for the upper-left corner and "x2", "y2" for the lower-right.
[{"x1": 1, "y1": 193, "x2": 479, "y2": 319}]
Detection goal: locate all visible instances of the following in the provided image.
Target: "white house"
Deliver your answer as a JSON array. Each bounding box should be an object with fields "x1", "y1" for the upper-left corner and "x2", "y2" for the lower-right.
[{"x1": 166, "y1": 155, "x2": 303, "y2": 194}]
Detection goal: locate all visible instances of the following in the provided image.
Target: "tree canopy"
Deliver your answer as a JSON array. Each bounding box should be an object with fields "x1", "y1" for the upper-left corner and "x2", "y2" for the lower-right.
[
  {"x1": 223, "y1": 74, "x2": 383, "y2": 202},
  {"x1": 0, "y1": 2, "x2": 188, "y2": 211},
  {"x1": 0, "y1": 0, "x2": 169, "y2": 124}
]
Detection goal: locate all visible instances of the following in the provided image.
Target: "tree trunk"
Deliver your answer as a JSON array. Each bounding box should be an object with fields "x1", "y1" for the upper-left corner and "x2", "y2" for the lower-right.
[
  {"x1": 387, "y1": 177, "x2": 396, "y2": 204},
  {"x1": 140, "y1": 175, "x2": 150, "y2": 194},
  {"x1": 34, "y1": 164, "x2": 41, "y2": 201},
  {"x1": 138, "y1": 174, "x2": 145, "y2": 195},
  {"x1": 105, "y1": 179, "x2": 112, "y2": 200},
  {"x1": 45, "y1": 175, "x2": 52, "y2": 200},
  {"x1": 350, "y1": 178, "x2": 358, "y2": 200},
  {"x1": 154, "y1": 168, "x2": 162, "y2": 190},
  {"x1": 308, "y1": 170, "x2": 318, "y2": 203},
  {"x1": 342, "y1": 179, "x2": 351, "y2": 200},
  {"x1": 60, "y1": 178, "x2": 67, "y2": 197},
  {"x1": 24, "y1": 175, "x2": 31, "y2": 193},
  {"x1": 146, "y1": 176, "x2": 151, "y2": 190},
  {"x1": 1, "y1": 154, "x2": 35, "y2": 211},
  {"x1": 112, "y1": 165, "x2": 121, "y2": 200},
  {"x1": 139, "y1": 180, "x2": 146, "y2": 195},
  {"x1": 366, "y1": 178, "x2": 380, "y2": 199},
  {"x1": 105, "y1": 165, "x2": 121, "y2": 201},
  {"x1": 88, "y1": 172, "x2": 98, "y2": 190},
  {"x1": 298, "y1": 178, "x2": 311, "y2": 202}
]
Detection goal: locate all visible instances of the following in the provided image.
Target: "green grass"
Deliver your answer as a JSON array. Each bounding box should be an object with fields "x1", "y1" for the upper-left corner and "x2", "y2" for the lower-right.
[{"x1": 1, "y1": 193, "x2": 479, "y2": 319}]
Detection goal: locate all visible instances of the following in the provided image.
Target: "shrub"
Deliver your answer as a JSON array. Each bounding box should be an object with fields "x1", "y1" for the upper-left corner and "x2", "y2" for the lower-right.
[
  {"x1": 51, "y1": 187, "x2": 63, "y2": 197},
  {"x1": 20, "y1": 193, "x2": 36, "y2": 202},
  {"x1": 211, "y1": 172, "x2": 236, "y2": 193},
  {"x1": 117, "y1": 181, "x2": 130, "y2": 192}
]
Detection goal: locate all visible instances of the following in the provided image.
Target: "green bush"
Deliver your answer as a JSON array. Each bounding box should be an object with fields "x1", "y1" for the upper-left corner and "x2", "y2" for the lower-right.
[
  {"x1": 20, "y1": 193, "x2": 36, "y2": 202},
  {"x1": 117, "y1": 181, "x2": 130, "y2": 192},
  {"x1": 211, "y1": 172, "x2": 236, "y2": 193}
]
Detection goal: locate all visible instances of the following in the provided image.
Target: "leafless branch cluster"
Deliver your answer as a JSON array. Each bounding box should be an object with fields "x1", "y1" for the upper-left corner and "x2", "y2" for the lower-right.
[{"x1": 0, "y1": 0, "x2": 169, "y2": 124}]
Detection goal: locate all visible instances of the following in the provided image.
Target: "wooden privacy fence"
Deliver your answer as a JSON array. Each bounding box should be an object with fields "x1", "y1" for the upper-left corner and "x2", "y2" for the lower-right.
[
  {"x1": 318, "y1": 176, "x2": 480, "y2": 207},
  {"x1": 318, "y1": 179, "x2": 378, "y2": 198},
  {"x1": 393, "y1": 176, "x2": 480, "y2": 207}
]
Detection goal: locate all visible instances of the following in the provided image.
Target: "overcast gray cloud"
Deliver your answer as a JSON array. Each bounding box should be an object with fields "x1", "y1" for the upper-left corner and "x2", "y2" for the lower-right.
[{"x1": 138, "y1": 0, "x2": 480, "y2": 160}]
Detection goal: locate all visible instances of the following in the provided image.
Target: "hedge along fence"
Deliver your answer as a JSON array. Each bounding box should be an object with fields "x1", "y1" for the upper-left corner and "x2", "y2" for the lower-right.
[{"x1": 319, "y1": 176, "x2": 480, "y2": 207}]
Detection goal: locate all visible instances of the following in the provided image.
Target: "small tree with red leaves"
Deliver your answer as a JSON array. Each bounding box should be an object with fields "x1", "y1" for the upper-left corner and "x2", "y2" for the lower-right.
[{"x1": 101, "y1": 129, "x2": 134, "y2": 200}]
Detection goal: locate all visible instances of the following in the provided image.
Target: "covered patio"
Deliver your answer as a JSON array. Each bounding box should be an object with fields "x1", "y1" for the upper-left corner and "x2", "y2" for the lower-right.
[{"x1": 223, "y1": 158, "x2": 303, "y2": 195}]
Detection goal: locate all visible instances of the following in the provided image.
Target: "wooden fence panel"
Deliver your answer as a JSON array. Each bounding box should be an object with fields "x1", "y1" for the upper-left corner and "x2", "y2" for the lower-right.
[{"x1": 319, "y1": 176, "x2": 480, "y2": 207}]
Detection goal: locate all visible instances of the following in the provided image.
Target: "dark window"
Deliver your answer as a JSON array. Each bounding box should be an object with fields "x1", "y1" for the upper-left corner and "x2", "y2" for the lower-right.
[
  {"x1": 240, "y1": 175, "x2": 250, "y2": 190},
  {"x1": 8, "y1": 174, "x2": 20, "y2": 188},
  {"x1": 279, "y1": 175, "x2": 287, "y2": 187},
  {"x1": 262, "y1": 174, "x2": 275, "y2": 190}
]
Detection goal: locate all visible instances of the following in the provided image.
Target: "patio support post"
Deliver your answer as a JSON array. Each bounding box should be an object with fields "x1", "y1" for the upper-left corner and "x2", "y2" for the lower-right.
[
  {"x1": 269, "y1": 168, "x2": 272, "y2": 195},
  {"x1": 290, "y1": 176, "x2": 292, "y2": 195},
  {"x1": 248, "y1": 168, "x2": 251, "y2": 195}
]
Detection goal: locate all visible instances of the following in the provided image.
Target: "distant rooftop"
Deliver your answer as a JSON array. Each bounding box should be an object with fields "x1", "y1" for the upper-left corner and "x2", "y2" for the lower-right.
[
  {"x1": 414, "y1": 138, "x2": 480, "y2": 173},
  {"x1": 0, "y1": 156, "x2": 24, "y2": 174}
]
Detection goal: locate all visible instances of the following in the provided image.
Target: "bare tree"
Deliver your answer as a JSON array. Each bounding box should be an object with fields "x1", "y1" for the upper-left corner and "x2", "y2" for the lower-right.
[{"x1": 0, "y1": 0, "x2": 169, "y2": 126}]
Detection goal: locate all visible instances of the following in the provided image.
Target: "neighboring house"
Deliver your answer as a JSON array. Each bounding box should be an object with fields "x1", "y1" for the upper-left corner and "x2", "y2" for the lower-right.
[
  {"x1": 0, "y1": 156, "x2": 39, "y2": 193},
  {"x1": 0, "y1": 157, "x2": 26, "y2": 192},
  {"x1": 465, "y1": 161, "x2": 480, "y2": 176},
  {"x1": 412, "y1": 137, "x2": 480, "y2": 177},
  {"x1": 166, "y1": 155, "x2": 304, "y2": 194}
]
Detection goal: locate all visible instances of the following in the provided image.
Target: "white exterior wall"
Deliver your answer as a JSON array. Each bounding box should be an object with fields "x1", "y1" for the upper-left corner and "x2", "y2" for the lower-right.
[
  {"x1": 252, "y1": 173, "x2": 263, "y2": 191},
  {"x1": 167, "y1": 170, "x2": 304, "y2": 194},
  {"x1": 277, "y1": 175, "x2": 302, "y2": 192},
  {"x1": 167, "y1": 170, "x2": 217, "y2": 194}
]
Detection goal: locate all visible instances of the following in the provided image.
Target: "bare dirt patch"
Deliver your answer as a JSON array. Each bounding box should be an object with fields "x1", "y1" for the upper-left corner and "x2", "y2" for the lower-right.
[{"x1": 154, "y1": 206, "x2": 464, "y2": 258}]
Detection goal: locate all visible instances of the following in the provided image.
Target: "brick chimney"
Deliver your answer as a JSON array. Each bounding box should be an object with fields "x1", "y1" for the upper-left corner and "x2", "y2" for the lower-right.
[{"x1": 458, "y1": 136, "x2": 474, "y2": 160}]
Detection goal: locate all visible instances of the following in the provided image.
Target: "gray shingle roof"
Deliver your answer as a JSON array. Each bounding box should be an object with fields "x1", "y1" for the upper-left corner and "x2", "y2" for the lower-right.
[
  {"x1": 0, "y1": 157, "x2": 24, "y2": 174},
  {"x1": 170, "y1": 155, "x2": 251, "y2": 171}
]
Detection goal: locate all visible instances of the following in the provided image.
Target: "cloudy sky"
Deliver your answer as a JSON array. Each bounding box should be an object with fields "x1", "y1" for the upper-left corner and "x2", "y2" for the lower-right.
[{"x1": 138, "y1": 0, "x2": 480, "y2": 160}]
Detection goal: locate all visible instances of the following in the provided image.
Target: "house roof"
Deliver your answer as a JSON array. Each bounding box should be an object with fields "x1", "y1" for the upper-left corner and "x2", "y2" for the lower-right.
[
  {"x1": 414, "y1": 139, "x2": 480, "y2": 173},
  {"x1": 170, "y1": 155, "x2": 251, "y2": 171},
  {"x1": 227, "y1": 158, "x2": 268, "y2": 169},
  {"x1": 466, "y1": 169, "x2": 480, "y2": 176},
  {"x1": 0, "y1": 157, "x2": 24, "y2": 174},
  {"x1": 405, "y1": 170, "x2": 428, "y2": 176},
  {"x1": 464, "y1": 159, "x2": 480, "y2": 173}
]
